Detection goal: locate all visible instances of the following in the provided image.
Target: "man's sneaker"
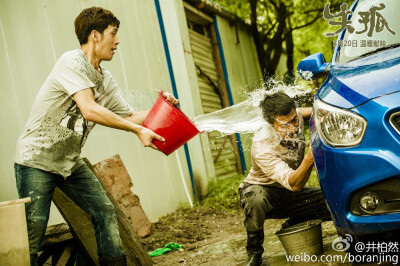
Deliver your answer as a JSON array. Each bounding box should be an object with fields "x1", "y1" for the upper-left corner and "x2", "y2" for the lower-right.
[{"x1": 242, "y1": 253, "x2": 263, "y2": 266}]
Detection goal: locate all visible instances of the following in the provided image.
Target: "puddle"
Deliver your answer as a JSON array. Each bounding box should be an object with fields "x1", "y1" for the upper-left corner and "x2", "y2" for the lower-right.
[{"x1": 193, "y1": 235, "x2": 247, "y2": 256}]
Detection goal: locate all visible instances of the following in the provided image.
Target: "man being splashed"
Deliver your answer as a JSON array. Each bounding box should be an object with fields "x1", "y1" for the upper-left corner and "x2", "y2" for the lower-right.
[{"x1": 239, "y1": 92, "x2": 332, "y2": 266}]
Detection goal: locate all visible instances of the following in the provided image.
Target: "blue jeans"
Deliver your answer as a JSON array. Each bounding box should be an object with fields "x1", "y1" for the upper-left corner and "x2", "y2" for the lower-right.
[{"x1": 14, "y1": 163, "x2": 125, "y2": 265}]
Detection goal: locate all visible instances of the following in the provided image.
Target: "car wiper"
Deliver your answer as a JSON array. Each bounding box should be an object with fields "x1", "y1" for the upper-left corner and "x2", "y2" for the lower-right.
[{"x1": 349, "y1": 43, "x2": 400, "y2": 62}]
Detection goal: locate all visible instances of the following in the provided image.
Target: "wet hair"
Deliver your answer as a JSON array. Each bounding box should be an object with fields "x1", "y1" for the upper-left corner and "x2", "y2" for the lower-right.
[
  {"x1": 74, "y1": 7, "x2": 120, "y2": 45},
  {"x1": 260, "y1": 91, "x2": 296, "y2": 124}
]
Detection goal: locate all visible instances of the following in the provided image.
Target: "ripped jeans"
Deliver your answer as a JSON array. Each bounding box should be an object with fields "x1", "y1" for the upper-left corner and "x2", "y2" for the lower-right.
[{"x1": 14, "y1": 163, "x2": 125, "y2": 266}]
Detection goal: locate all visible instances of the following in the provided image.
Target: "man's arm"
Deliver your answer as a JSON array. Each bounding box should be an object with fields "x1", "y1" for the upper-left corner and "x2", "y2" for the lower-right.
[
  {"x1": 73, "y1": 88, "x2": 163, "y2": 149},
  {"x1": 299, "y1": 107, "x2": 312, "y2": 120},
  {"x1": 288, "y1": 147, "x2": 314, "y2": 191},
  {"x1": 123, "y1": 110, "x2": 149, "y2": 125},
  {"x1": 289, "y1": 107, "x2": 314, "y2": 190}
]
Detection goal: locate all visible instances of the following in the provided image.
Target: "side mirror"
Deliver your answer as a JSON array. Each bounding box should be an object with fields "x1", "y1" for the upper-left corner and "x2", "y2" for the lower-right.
[{"x1": 297, "y1": 53, "x2": 330, "y2": 80}]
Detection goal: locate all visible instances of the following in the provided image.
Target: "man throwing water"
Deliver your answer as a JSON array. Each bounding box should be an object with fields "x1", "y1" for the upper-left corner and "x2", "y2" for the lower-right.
[
  {"x1": 239, "y1": 91, "x2": 332, "y2": 266},
  {"x1": 14, "y1": 7, "x2": 177, "y2": 266}
]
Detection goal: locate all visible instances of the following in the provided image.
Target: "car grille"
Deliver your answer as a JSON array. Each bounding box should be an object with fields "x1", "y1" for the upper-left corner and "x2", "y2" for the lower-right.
[{"x1": 389, "y1": 112, "x2": 400, "y2": 135}]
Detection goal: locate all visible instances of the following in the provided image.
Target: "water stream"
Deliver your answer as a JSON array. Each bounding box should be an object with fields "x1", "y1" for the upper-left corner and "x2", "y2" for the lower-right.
[{"x1": 193, "y1": 79, "x2": 312, "y2": 141}]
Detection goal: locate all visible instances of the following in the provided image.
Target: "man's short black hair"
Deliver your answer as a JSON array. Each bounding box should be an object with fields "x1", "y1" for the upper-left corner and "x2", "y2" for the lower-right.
[
  {"x1": 260, "y1": 91, "x2": 296, "y2": 124},
  {"x1": 75, "y1": 7, "x2": 120, "y2": 45}
]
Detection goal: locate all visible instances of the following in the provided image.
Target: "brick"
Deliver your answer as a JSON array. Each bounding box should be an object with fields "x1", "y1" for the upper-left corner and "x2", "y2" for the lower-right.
[{"x1": 93, "y1": 155, "x2": 152, "y2": 238}]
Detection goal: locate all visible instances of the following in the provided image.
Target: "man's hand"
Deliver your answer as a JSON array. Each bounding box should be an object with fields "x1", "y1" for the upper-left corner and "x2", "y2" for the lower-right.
[
  {"x1": 304, "y1": 144, "x2": 315, "y2": 164},
  {"x1": 160, "y1": 91, "x2": 179, "y2": 105},
  {"x1": 288, "y1": 144, "x2": 315, "y2": 191},
  {"x1": 136, "y1": 127, "x2": 165, "y2": 150}
]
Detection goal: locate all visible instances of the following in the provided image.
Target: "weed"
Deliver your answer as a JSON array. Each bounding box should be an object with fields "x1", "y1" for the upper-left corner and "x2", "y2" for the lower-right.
[{"x1": 199, "y1": 175, "x2": 243, "y2": 211}]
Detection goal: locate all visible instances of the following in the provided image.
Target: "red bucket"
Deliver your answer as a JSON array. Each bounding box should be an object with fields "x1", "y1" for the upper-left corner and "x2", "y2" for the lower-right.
[{"x1": 142, "y1": 91, "x2": 200, "y2": 155}]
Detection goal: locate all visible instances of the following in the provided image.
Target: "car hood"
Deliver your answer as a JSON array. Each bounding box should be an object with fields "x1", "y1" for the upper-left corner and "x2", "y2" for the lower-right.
[{"x1": 316, "y1": 46, "x2": 400, "y2": 109}]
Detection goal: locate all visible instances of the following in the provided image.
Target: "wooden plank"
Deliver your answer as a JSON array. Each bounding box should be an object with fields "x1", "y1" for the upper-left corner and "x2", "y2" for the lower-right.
[
  {"x1": 52, "y1": 188, "x2": 99, "y2": 266},
  {"x1": 83, "y1": 158, "x2": 153, "y2": 266},
  {"x1": 55, "y1": 242, "x2": 74, "y2": 266},
  {"x1": 52, "y1": 159, "x2": 154, "y2": 266},
  {"x1": 184, "y1": 2, "x2": 213, "y2": 24},
  {"x1": 0, "y1": 197, "x2": 31, "y2": 207},
  {"x1": 41, "y1": 223, "x2": 73, "y2": 247},
  {"x1": 37, "y1": 249, "x2": 52, "y2": 266}
]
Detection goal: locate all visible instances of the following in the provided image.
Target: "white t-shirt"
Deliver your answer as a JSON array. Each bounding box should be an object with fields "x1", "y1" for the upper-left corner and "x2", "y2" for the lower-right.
[{"x1": 14, "y1": 49, "x2": 133, "y2": 177}]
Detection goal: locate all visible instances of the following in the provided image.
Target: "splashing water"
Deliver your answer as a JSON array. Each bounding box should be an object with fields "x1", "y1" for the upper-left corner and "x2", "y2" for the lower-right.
[
  {"x1": 193, "y1": 91, "x2": 265, "y2": 135},
  {"x1": 297, "y1": 70, "x2": 314, "y2": 81},
  {"x1": 193, "y1": 79, "x2": 312, "y2": 138}
]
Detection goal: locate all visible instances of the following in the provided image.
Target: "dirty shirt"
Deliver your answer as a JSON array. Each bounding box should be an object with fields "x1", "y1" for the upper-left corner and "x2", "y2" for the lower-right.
[
  {"x1": 240, "y1": 110, "x2": 305, "y2": 191},
  {"x1": 14, "y1": 49, "x2": 133, "y2": 178}
]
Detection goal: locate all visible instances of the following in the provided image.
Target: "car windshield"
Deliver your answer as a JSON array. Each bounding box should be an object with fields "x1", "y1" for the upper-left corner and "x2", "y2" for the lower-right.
[{"x1": 337, "y1": 0, "x2": 400, "y2": 64}]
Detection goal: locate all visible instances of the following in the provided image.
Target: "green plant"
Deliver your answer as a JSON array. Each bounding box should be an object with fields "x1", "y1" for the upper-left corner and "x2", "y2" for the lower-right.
[{"x1": 200, "y1": 175, "x2": 243, "y2": 211}]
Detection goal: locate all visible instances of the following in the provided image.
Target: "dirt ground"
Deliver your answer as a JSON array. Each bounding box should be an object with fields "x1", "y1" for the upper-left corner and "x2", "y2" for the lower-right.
[{"x1": 141, "y1": 206, "x2": 344, "y2": 266}]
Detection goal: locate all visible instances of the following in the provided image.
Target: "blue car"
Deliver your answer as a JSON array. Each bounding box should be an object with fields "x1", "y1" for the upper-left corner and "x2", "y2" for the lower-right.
[{"x1": 297, "y1": 0, "x2": 400, "y2": 240}]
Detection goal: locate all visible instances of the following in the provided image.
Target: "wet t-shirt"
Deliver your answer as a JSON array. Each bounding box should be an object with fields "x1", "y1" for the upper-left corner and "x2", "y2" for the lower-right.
[
  {"x1": 14, "y1": 49, "x2": 133, "y2": 178},
  {"x1": 240, "y1": 110, "x2": 306, "y2": 191}
]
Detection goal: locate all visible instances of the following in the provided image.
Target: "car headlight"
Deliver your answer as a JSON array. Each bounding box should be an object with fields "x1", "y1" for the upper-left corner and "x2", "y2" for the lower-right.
[{"x1": 313, "y1": 99, "x2": 367, "y2": 147}]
